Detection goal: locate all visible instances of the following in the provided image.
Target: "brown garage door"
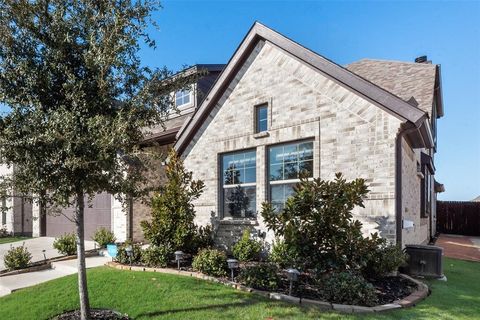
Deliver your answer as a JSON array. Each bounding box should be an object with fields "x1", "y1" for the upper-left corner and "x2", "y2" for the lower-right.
[{"x1": 46, "y1": 192, "x2": 111, "y2": 240}]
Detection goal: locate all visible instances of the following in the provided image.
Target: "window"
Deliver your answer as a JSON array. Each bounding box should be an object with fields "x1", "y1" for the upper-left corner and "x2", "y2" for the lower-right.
[
  {"x1": 268, "y1": 141, "x2": 313, "y2": 211},
  {"x1": 255, "y1": 104, "x2": 268, "y2": 133},
  {"x1": 221, "y1": 150, "x2": 256, "y2": 218},
  {"x1": 420, "y1": 152, "x2": 433, "y2": 218},
  {"x1": 175, "y1": 89, "x2": 191, "y2": 107}
]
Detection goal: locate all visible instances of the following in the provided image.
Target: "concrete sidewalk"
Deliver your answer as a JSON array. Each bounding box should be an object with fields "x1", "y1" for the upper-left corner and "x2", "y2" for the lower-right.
[
  {"x1": 0, "y1": 255, "x2": 109, "y2": 297},
  {"x1": 0, "y1": 237, "x2": 96, "y2": 271}
]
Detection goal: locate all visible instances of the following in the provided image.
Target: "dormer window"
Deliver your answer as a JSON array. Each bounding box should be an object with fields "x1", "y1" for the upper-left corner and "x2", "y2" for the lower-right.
[{"x1": 175, "y1": 89, "x2": 191, "y2": 107}]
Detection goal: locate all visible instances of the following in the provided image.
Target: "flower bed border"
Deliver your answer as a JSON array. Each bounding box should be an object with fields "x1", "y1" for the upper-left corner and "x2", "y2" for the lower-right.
[
  {"x1": 105, "y1": 261, "x2": 429, "y2": 314},
  {"x1": 0, "y1": 250, "x2": 99, "y2": 277}
]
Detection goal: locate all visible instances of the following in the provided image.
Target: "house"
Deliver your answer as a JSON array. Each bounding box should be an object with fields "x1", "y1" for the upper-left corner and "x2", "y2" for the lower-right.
[
  {"x1": 170, "y1": 22, "x2": 444, "y2": 248},
  {"x1": 28, "y1": 22, "x2": 443, "y2": 248},
  {"x1": 0, "y1": 164, "x2": 33, "y2": 236},
  {"x1": 28, "y1": 65, "x2": 224, "y2": 241}
]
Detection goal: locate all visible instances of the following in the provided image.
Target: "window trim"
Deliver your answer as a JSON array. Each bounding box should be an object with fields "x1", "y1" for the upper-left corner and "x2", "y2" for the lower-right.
[
  {"x1": 175, "y1": 89, "x2": 192, "y2": 108},
  {"x1": 266, "y1": 139, "x2": 314, "y2": 209},
  {"x1": 255, "y1": 103, "x2": 268, "y2": 133},
  {"x1": 219, "y1": 148, "x2": 257, "y2": 219}
]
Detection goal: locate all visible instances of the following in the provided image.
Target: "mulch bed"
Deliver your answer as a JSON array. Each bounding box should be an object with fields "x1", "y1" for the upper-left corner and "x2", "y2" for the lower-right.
[
  {"x1": 243, "y1": 271, "x2": 416, "y2": 306},
  {"x1": 51, "y1": 309, "x2": 129, "y2": 320}
]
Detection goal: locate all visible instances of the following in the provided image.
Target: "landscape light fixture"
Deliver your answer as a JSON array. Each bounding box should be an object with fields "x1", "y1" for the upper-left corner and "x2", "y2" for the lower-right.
[
  {"x1": 286, "y1": 268, "x2": 300, "y2": 296},
  {"x1": 125, "y1": 245, "x2": 133, "y2": 266},
  {"x1": 174, "y1": 251, "x2": 184, "y2": 270},
  {"x1": 227, "y1": 259, "x2": 239, "y2": 282}
]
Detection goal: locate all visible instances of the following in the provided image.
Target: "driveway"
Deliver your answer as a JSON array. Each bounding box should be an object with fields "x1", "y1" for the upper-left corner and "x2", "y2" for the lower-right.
[
  {"x1": 436, "y1": 234, "x2": 480, "y2": 262},
  {"x1": 0, "y1": 237, "x2": 96, "y2": 271}
]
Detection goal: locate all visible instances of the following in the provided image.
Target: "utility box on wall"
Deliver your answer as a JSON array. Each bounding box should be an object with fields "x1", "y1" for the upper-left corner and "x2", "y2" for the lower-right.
[{"x1": 404, "y1": 244, "x2": 443, "y2": 278}]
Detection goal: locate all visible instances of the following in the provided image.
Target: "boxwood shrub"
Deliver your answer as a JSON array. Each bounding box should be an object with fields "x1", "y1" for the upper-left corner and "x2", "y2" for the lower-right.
[
  {"x1": 53, "y1": 233, "x2": 77, "y2": 256},
  {"x1": 4, "y1": 244, "x2": 32, "y2": 270},
  {"x1": 320, "y1": 271, "x2": 378, "y2": 306},
  {"x1": 237, "y1": 263, "x2": 281, "y2": 291},
  {"x1": 192, "y1": 248, "x2": 227, "y2": 277}
]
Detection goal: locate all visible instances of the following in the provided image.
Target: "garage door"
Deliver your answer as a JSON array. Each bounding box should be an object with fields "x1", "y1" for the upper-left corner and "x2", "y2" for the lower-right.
[{"x1": 46, "y1": 192, "x2": 111, "y2": 240}]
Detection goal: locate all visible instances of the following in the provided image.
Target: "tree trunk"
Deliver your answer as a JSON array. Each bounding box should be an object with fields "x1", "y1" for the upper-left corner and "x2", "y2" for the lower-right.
[{"x1": 75, "y1": 191, "x2": 90, "y2": 320}]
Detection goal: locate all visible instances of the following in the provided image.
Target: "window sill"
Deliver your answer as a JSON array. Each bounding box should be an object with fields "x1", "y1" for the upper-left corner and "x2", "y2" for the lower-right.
[
  {"x1": 218, "y1": 219, "x2": 258, "y2": 226},
  {"x1": 253, "y1": 131, "x2": 269, "y2": 139}
]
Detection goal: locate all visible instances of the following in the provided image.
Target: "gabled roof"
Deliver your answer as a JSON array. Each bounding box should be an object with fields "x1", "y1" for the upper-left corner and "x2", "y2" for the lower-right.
[
  {"x1": 346, "y1": 59, "x2": 442, "y2": 118},
  {"x1": 175, "y1": 22, "x2": 433, "y2": 154}
]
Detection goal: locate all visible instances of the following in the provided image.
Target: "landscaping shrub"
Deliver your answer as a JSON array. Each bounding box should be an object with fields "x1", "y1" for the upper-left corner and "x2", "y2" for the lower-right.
[
  {"x1": 268, "y1": 238, "x2": 299, "y2": 269},
  {"x1": 261, "y1": 173, "x2": 390, "y2": 273},
  {"x1": 232, "y1": 230, "x2": 262, "y2": 262},
  {"x1": 0, "y1": 224, "x2": 10, "y2": 238},
  {"x1": 53, "y1": 233, "x2": 77, "y2": 256},
  {"x1": 237, "y1": 263, "x2": 281, "y2": 291},
  {"x1": 192, "y1": 225, "x2": 214, "y2": 253},
  {"x1": 4, "y1": 244, "x2": 32, "y2": 270},
  {"x1": 321, "y1": 271, "x2": 378, "y2": 306},
  {"x1": 142, "y1": 245, "x2": 172, "y2": 268},
  {"x1": 192, "y1": 248, "x2": 227, "y2": 277},
  {"x1": 92, "y1": 227, "x2": 116, "y2": 248},
  {"x1": 116, "y1": 242, "x2": 143, "y2": 265},
  {"x1": 141, "y1": 150, "x2": 211, "y2": 254},
  {"x1": 362, "y1": 237, "x2": 407, "y2": 278}
]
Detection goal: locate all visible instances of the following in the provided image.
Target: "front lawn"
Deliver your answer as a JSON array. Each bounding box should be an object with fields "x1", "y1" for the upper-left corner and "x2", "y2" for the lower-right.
[
  {"x1": 0, "y1": 257, "x2": 478, "y2": 320},
  {"x1": 0, "y1": 236, "x2": 30, "y2": 244}
]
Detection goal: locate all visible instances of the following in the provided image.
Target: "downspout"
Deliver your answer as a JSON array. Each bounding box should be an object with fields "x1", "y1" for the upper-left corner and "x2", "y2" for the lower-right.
[{"x1": 395, "y1": 123, "x2": 418, "y2": 247}]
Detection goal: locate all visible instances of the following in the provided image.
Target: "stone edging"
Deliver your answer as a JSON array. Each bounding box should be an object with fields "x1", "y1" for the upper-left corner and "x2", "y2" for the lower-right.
[
  {"x1": 0, "y1": 262, "x2": 52, "y2": 277},
  {"x1": 0, "y1": 250, "x2": 99, "y2": 277},
  {"x1": 105, "y1": 262, "x2": 429, "y2": 314}
]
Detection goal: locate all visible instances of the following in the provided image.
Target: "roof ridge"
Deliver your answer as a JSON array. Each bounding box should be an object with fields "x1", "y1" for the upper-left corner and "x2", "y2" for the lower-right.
[{"x1": 347, "y1": 58, "x2": 437, "y2": 67}]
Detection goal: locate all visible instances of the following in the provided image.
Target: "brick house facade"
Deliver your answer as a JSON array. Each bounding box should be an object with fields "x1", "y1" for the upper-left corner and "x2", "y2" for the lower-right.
[{"x1": 27, "y1": 22, "x2": 443, "y2": 248}]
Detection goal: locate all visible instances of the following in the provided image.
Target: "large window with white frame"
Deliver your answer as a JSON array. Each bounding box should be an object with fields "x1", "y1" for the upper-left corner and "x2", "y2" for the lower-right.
[
  {"x1": 175, "y1": 89, "x2": 191, "y2": 107},
  {"x1": 269, "y1": 141, "x2": 314, "y2": 211},
  {"x1": 221, "y1": 150, "x2": 256, "y2": 218}
]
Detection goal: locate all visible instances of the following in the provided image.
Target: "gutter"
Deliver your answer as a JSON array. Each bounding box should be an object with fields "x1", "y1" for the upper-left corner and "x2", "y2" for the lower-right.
[{"x1": 395, "y1": 123, "x2": 418, "y2": 247}]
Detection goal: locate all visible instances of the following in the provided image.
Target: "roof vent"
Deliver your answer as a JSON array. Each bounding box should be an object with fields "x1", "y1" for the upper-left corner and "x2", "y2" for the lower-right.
[{"x1": 415, "y1": 55, "x2": 428, "y2": 63}]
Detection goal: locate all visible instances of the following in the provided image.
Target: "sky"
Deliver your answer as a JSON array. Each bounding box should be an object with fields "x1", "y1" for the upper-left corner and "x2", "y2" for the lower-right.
[
  {"x1": 138, "y1": 0, "x2": 479, "y2": 201},
  {"x1": 1, "y1": 1, "x2": 478, "y2": 201}
]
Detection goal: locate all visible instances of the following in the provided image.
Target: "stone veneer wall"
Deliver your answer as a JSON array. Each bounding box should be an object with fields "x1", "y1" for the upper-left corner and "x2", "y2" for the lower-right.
[
  {"x1": 182, "y1": 40, "x2": 404, "y2": 248},
  {"x1": 401, "y1": 139, "x2": 430, "y2": 245}
]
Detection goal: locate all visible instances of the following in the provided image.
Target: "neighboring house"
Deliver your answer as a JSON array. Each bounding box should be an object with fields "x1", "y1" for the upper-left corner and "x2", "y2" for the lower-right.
[
  {"x1": 0, "y1": 164, "x2": 33, "y2": 236},
  {"x1": 28, "y1": 64, "x2": 224, "y2": 241},
  {"x1": 23, "y1": 22, "x2": 445, "y2": 248}
]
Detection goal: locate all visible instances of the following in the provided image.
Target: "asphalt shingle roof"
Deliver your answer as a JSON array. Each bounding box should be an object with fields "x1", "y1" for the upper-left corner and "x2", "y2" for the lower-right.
[{"x1": 346, "y1": 59, "x2": 437, "y2": 117}]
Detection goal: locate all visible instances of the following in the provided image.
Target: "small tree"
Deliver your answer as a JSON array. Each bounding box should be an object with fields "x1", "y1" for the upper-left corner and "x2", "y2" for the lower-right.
[
  {"x1": 141, "y1": 149, "x2": 207, "y2": 253},
  {"x1": 0, "y1": 1, "x2": 197, "y2": 319},
  {"x1": 261, "y1": 173, "x2": 372, "y2": 272}
]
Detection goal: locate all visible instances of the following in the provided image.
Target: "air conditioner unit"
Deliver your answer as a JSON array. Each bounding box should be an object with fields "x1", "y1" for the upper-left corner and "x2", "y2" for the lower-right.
[{"x1": 404, "y1": 244, "x2": 443, "y2": 278}]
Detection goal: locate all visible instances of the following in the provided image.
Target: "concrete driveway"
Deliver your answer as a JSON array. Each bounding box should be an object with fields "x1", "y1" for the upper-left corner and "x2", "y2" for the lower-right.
[
  {"x1": 0, "y1": 237, "x2": 96, "y2": 271},
  {"x1": 436, "y1": 234, "x2": 480, "y2": 262}
]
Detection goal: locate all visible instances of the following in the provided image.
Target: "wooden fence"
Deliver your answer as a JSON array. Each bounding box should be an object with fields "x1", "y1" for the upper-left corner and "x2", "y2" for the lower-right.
[{"x1": 437, "y1": 201, "x2": 480, "y2": 236}]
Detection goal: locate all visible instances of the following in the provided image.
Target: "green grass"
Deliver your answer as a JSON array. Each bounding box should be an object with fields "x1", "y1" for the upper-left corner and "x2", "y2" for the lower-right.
[
  {"x1": 0, "y1": 236, "x2": 30, "y2": 244},
  {"x1": 0, "y1": 258, "x2": 478, "y2": 320}
]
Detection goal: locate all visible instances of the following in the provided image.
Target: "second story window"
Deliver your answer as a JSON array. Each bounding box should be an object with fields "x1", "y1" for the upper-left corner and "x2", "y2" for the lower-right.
[
  {"x1": 255, "y1": 104, "x2": 268, "y2": 133},
  {"x1": 175, "y1": 89, "x2": 191, "y2": 107}
]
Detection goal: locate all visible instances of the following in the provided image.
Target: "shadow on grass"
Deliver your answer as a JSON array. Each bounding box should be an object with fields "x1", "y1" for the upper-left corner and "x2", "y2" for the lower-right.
[{"x1": 136, "y1": 298, "x2": 261, "y2": 318}]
